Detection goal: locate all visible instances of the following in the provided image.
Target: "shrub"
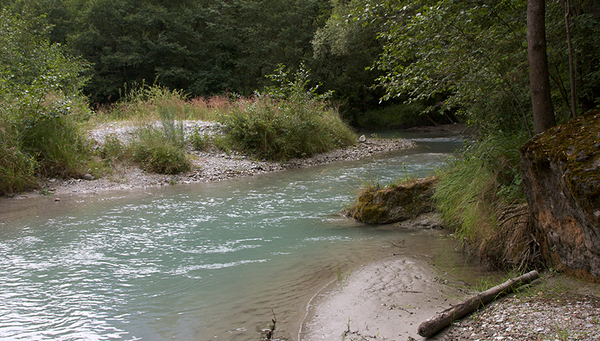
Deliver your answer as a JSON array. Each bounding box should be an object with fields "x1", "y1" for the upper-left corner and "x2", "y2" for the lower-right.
[
  {"x1": 0, "y1": 120, "x2": 38, "y2": 195},
  {"x1": 0, "y1": 8, "x2": 91, "y2": 189},
  {"x1": 219, "y1": 64, "x2": 356, "y2": 160},
  {"x1": 20, "y1": 112, "x2": 91, "y2": 178},
  {"x1": 130, "y1": 111, "x2": 190, "y2": 174}
]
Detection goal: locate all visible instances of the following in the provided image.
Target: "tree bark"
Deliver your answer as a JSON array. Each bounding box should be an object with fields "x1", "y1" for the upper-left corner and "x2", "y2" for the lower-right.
[
  {"x1": 565, "y1": 0, "x2": 577, "y2": 118},
  {"x1": 527, "y1": 0, "x2": 556, "y2": 134},
  {"x1": 417, "y1": 270, "x2": 540, "y2": 338}
]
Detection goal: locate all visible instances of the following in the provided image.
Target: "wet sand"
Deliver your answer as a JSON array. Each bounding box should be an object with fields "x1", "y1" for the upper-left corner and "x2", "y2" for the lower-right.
[{"x1": 299, "y1": 255, "x2": 470, "y2": 341}]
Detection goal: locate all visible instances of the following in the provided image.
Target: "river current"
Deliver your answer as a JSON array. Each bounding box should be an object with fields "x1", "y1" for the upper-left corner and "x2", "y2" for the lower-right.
[{"x1": 0, "y1": 134, "x2": 487, "y2": 341}]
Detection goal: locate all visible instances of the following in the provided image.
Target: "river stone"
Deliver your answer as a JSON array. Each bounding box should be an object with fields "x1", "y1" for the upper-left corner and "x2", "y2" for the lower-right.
[
  {"x1": 520, "y1": 110, "x2": 600, "y2": 281},
  {"x1": 344, "y1": 177, "x2": 437, "y2": 224}
]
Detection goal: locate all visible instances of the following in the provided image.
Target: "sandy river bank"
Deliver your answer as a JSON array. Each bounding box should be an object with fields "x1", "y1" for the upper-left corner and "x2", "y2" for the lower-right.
[
  {"x1": 297, "y1": 251, "x2": 600, "y2": 341},
  {"x1": 3, "y1": 122, "x2": 599, "y2": 341}
]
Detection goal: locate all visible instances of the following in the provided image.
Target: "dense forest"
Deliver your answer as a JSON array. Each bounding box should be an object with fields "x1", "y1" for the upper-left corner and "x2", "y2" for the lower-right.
[
  {"x1": 1, "y1": 0, "x2": 598, "y2": 124},
  {"x1": 1, "y1": 0, "x2": 599, "y2": 253}
]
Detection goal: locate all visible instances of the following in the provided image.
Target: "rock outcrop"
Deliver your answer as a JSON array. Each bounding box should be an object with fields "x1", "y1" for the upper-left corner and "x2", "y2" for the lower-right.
[
  {"x1": 344, "y1": 177, "x2": 437, "y2": 224},
  {"x1": 520, "y1": 110, "x2": 600, "y2": 281}
]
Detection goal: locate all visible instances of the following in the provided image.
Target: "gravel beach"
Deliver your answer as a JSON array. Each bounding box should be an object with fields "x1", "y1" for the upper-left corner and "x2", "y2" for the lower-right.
[
  {"x1": 300, "y1": 252, "x2": 600, "y2": 341},
  {"x1": 5, "y1": 121, "x2": 600, "y2": 341},
  {"x1": 10, "y1": 120, "x2": 414, "y2": 199}
]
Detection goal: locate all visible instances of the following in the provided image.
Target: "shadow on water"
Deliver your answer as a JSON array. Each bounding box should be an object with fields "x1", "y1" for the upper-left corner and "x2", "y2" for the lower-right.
[{"x1": 0, "y1": 135, "x2": 501, "y2": 341}]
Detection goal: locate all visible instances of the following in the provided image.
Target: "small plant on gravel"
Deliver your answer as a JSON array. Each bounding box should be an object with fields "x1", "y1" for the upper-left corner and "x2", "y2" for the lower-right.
[
  {"x1": 189, "y1": 127, "x2": 212, "y2": 151},
  {"x1": 101, "y1": 134, "x2": 126, "y2": 160},
  {"x1": 130, "y1": 108, "x2": 190, "y2": 174},
  {"x1": 131, "y1": 127, "x2": 191, "y2": 174}
]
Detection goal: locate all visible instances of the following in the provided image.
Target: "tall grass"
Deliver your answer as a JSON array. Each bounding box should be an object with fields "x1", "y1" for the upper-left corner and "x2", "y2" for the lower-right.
[
  {"x1": 434, "y1": 133, "x2": 529, "y2": 241},
  {"x1": 130, "y1": 106, "x2": 191, "y2": 174},
  {"x1": 95, "y1": 84, "x2": 238, "y2": 123},
  {"x1": 0, "y1": 119, "x2": 38, "y2": 195},
  {"x1": 20, "y1": 113, "x2": 92, "y2": 178},
  {"x1": 219, "y1": 64, "x2": 356, "y2": 160},
  {"x1": 220, "y1": 98, "x2": 356, "y2": 160}
]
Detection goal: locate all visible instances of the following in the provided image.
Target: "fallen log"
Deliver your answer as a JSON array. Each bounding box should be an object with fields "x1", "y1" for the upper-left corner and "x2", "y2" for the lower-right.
[{"x1": 417, "y1": 270, "x2": 539, "y2": 337}]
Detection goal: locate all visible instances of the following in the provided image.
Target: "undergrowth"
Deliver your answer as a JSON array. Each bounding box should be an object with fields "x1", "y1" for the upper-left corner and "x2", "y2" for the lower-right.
[
  {"x1": 433, "y1": 133, "x2": 542, "y2": 271},
  {"x1": 434, "y1": 133, "x2": 528, "y2": 239},
  {"x1": 219, "y1": 64, "x2": 356, "y2": 160},
  {"x1": 130, "y1": 106, "x2": 191, "y2": 174}
]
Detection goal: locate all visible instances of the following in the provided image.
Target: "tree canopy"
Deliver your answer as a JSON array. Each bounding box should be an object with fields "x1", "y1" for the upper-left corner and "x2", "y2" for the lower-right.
[{"x1": 0, "y1": 0, "x2": 597, "y2": 129}]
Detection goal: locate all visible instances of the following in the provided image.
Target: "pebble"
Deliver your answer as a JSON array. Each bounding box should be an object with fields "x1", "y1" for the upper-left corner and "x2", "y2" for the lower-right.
[
  {"x1": 40, "y1": 120, "x2": 417, "y2": 197},
  {"x1": 440, "y1": 293, "x2": 600, "y2": 340}
]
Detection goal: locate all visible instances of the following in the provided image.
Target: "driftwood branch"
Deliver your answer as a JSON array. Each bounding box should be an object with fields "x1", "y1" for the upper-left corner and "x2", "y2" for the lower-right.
[{"x1": 417, "y1": 270, "x2": 539, "y2": 337}]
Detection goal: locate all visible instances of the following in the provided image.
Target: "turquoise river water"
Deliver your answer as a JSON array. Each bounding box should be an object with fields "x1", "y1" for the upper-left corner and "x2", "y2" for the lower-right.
[{"x1": 0, "y1": 134, "x2": 493, "y2": 341}]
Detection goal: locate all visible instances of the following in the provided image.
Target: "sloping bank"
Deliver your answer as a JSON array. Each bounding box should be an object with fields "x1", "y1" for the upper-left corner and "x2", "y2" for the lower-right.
[
  {"x1": 324, "y1": 111, "x2": 600, "y2": 340},
  {"x1": 4, "y1": 125, "x2": 415, "y2": 199}
]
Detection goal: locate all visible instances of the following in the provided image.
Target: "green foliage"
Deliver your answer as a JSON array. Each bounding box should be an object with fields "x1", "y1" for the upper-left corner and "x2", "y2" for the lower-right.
[
  {"x1": 310, "y1": 0, "x2": 387, "y2": 125},
  {"x1": 130, "y1": 110, "x2": 190, "y2": 174},
  {"x1": 263, "y1": 63, "x2": 334, "y2": 103},
  {"x1": 220, "y1": 65, "x2": 356, "y2": 160},
  {"x1": 434, "y1": 133, "x2": 529, "y2": 240},
  {"x1": 356, "y1": 102, "x2": 440, "y2": 128},
  {"x1": 34, "y1": 0, "x2": 329, "y2": 103},
  {"x1": 545, "y1": 1, "x2": 600, "y2": 115},
  {"x1": 373, "y1": 1, "x2": 534, "y2": 134},
  {"x1": 0, "y1": 7, "x2": 90, "y2": 193},
  {"x1": 21, "y1": 112, "x2": 91, "y2": 177},
  {"x1": 371, "y1": 0, "x2": 600, "y2": 133}
]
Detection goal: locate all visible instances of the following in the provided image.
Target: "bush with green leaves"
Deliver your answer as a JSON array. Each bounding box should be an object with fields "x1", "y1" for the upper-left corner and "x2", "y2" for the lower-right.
[
  {"x1": 130, "y1": 111, "x2": 190, "y2": 174},
  {"x1": 0, "y1": 8, "x2": 91, "y2": 194},
  {"x1": 220, "y1": 65, "x2": 356, "y2": 160}
]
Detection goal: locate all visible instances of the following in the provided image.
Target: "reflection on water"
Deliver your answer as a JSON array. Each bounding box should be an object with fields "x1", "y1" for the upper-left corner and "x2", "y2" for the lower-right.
[{"x1": 0, "y1": 136, "x2": 493, "y2": 341}]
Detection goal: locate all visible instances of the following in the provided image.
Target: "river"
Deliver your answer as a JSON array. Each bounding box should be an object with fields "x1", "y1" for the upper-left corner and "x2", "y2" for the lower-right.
[{"x1": 0, "y1": 134, "x2": 494, "y2": 341}]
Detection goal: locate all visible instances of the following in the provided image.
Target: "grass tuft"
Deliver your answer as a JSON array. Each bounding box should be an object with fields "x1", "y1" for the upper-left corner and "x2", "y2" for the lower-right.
[{"x1": 219, "y1": 98, "x2": 355, "y2": 161}]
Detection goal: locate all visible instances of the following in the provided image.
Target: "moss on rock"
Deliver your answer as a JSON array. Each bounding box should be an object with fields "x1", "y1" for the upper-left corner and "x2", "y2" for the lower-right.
[
  {"x1": 520, "y1": 110, "x2": 600, "y2": 281},
  {"x1": 344, "y1": 177, "x2": 438, "y2": 225}
]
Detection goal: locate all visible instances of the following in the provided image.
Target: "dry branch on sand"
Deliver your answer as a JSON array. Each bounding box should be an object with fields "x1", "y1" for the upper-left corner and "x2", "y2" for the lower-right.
[{"x1": 417, "y1": 270, "x2": 540, "y2": 337}]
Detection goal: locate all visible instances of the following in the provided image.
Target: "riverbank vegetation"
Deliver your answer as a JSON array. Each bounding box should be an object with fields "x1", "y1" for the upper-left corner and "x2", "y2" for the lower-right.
[
  {"x1": 340, "y1": 0, "x2": 598, "y2": 271},
  {"x1": 1, "y1": 0, "x2": 599, "y2": 274},
  {"x1": 0, "y1": 5, "x2": 356, "y2": 195}
]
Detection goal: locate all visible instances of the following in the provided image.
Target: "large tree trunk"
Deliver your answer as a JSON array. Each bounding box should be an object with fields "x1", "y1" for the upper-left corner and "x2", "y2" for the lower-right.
[
  {"x1": 564, "y1": 0, "x2": 577, "y2": 118},
  {"x1": 527, "y1": 0, "x2": 556, "y2": 134}
]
